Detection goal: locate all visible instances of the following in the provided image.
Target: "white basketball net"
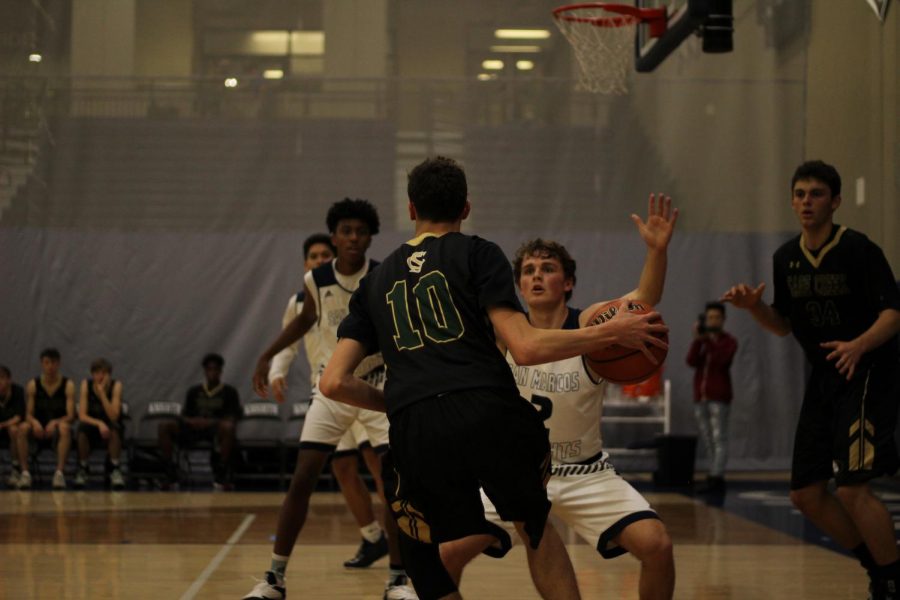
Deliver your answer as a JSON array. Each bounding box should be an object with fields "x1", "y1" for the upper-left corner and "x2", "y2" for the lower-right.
[{"x1": 554, "y1": 6, "x2": 640, "y2": 95}]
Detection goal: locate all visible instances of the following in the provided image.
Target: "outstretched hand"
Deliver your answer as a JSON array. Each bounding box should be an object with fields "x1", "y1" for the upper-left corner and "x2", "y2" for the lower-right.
[
  {"x1": 631, "y1": 193, "x2": 678, "y2": 251},
  {"x1": 721, "y1": 282, "x2": 766, "y2": 310}
]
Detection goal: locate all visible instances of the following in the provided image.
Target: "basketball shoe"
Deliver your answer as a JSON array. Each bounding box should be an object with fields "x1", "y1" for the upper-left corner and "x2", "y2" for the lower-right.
[
  {"x1": 242, "y1": 571, "x2": 285, "y2": 600},
  {"x1": 52, "y1": 470, "x2": 66, "y2": 489},
  {"x1": 74, "y1": 465, "x2": 89, "y2": 489},
  {"x1": 110, "y1": 467, "x2": 126, "y2": 490},
  {"x1": 384, "y1": 574, "x2": 418, "y2": 600},
  {"x1": 343, "y1": 532, "x2": 388, "y2": 568}
]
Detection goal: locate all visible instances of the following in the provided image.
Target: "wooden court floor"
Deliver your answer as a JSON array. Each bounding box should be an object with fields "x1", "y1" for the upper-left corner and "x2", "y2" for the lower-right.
[{"x1": 0, "y1": 488, "x2": 867, "y2": 599}]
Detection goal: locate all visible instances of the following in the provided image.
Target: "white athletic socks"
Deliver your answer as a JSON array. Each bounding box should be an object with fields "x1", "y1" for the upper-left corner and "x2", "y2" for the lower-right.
[
  {"x1": 360, "y1": 521, "x2": 383, "y2": 543},
  {"x1": 270, "y1": 553, "x2": 290, "y2": 578}
]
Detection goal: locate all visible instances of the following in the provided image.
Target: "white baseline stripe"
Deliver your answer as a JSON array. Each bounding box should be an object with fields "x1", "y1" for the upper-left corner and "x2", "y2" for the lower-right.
[{"x1": 180, "y1": 513, "x2": 257, "y2": 600}]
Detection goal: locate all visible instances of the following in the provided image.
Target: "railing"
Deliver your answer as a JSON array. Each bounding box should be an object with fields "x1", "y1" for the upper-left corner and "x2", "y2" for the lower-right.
[{"x1": 0, "y1": 75, "x2": 614, "y2": 130}]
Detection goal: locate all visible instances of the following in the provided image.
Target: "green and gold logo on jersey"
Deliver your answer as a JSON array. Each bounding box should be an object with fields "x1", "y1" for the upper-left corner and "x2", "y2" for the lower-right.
[{"x1": 407, "y1": 251, "x2": 427, "y2": 274}]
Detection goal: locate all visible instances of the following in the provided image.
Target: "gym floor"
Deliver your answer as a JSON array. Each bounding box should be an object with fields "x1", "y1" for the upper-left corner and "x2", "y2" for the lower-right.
[{"x1": 0, "y1": 473, "x2": 887, "y2": 599}]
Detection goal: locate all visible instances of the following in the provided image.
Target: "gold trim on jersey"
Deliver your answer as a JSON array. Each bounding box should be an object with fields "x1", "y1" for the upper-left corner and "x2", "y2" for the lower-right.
[
  {"x1": 202, "y1": 382, "x2": 225, "y2": 397},
  {"x1": 406, "y1": 232, "x2": 444, "y2": 247},
  {"x1": 799, "y1": 225, "x2": 846, "y2": 269}
]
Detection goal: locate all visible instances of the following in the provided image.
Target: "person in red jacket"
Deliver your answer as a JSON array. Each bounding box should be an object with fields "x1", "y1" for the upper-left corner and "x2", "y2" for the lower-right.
[{"x1": 686, "y1": 302, "x2": 738, "y2": 494}]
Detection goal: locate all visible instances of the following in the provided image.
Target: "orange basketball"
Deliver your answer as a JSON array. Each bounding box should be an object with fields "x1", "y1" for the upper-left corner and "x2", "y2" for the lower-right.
[{"x1": 582, "y1": 300, "x2": 668, "y2": 384}]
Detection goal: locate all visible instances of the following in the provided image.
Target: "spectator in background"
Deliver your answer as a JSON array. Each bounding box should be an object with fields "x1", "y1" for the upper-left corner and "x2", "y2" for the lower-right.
[
  {"x1": 686, "y1": 302, "x2": 738, "y2": 494},
  {"x1": 0, "y1": 366, "x2": 27, "y2": 487},
  {"x1": 21, "y1": 348, "x2": 76, "y2": 489},
  {"x1": 158, "y1": 353, "x2": 242, "y2": 490},
  {"x1": 75, "y1": 358, "x2": 125, "y2": 490}
]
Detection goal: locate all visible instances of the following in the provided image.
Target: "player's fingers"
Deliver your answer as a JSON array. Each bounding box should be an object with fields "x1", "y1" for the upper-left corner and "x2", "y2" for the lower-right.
[
  {"x1": 644, "y1": 334, "x2": 668, "y2": 350},
  {"x1": 754, "y1": 282, "x2": 766, "y2": 295},
  {"x1": 669, "y1": 206, "x2": 679, "y2": 226},
  {"x1": 820, "y1": 341, "x2": 838, "y2": 348},
  {"x1": 639, "y1": 343, "x2": 659, "y2": 365},
  {"x1": 630, "y1": 214, "x2": 643, "y2": 228},
  {"x1": 648, "y1": 192, "x2": 655, "y2": 217},
  {"x1": 647, "y1": 322, "x2": 669, "y2": 335},
  {"x1": 847, "y1": 363, "x2": 856, "y2": 381}
]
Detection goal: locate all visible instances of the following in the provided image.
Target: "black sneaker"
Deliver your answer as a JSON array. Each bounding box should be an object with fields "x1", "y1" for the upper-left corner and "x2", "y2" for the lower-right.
[{"x1": 343, "y1": 532, "x2": 389, "y2": 568}]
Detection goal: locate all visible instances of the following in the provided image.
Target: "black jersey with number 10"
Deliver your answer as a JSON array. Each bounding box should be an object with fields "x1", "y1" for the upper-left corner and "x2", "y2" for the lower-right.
[
  {"x1": 772, "y1": 225, "x2": 900, "y2": 368},
  {"x1": 337, "y1": 232, "x2": 524, "y2": 417}
]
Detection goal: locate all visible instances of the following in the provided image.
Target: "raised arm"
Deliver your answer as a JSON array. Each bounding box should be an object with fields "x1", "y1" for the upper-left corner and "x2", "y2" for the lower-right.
[
  {"x1": 721, "y1": 282, "x2": 791, "y2": 337},
  {"x1": 319, "y1": 338, "x2": 386, "y2": 413},
  {"x1": 107, "y1": 380, "x2": 123, "y2": 421},
  {"x1": 78, "y1": 380, "x2": 99, "y2": 426},
  {"x1": 253, "y1": 283, "x2": 318, "y2": 397},
  {"x1": 490, "y1": 301, "x2": 668, "y2": 367},
  {"x1": 626, "y1": 193, "x2": 678, "y2": 306}
]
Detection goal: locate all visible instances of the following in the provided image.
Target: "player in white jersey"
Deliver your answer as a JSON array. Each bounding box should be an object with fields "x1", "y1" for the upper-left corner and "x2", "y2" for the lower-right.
[
  {"x1": 441, "y1": 195, "x2": 678, "y2": 600},
  {"x1": 268, "y1": 233, "x2": 390, "y2": 569},
  {"x1": 244, "y1": 199, "x2": 415, "y2": 600}
]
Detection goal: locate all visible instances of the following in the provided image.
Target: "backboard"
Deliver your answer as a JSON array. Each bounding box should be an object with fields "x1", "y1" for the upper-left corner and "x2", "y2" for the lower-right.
[{"x1": 635, "y1": 0, "x2": 732, "y2": 72}]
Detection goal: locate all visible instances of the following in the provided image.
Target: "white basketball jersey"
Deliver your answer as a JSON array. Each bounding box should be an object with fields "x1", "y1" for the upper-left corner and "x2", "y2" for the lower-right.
[
  {"x1": 268, "y1": 291, "x2": 327, "y2": 388},
  {"x1": 305, "y1": 259, "x2": 384, "y2": 379},
  {"x1": 508, "y1": 307, "x2": 607, "y2": 464}
]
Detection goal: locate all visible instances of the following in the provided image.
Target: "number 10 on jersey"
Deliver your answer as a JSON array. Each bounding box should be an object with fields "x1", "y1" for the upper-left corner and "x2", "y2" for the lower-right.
[{"x1": 386, "y1": 271, "x2": 465, "y2": 350}]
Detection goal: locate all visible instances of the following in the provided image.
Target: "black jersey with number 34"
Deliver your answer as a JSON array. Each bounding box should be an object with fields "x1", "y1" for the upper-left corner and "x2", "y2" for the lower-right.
[
  {"x1": 772, "y1": 225, "x2": 900, "y2": 367},
  {"x1": 338, "y1": 232, "x2": 524, "y2": 417}
]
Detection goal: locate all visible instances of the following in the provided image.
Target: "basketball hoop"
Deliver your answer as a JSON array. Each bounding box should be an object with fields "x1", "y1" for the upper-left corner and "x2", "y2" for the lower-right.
[{"x1": 553, "y1": 3, "x2": 667, "y2": 94}]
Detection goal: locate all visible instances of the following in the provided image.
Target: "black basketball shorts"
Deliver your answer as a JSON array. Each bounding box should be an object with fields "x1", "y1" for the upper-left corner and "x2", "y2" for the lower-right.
[
  {"x1": 385, "y1": 388, "x2": 552, "y2": 550},
  {"x1": 791, "y1": 361, "x2": 900, "y2": 490},
  {"x1": 78, "y1": 419, "x2": 124, "y2": 448}
]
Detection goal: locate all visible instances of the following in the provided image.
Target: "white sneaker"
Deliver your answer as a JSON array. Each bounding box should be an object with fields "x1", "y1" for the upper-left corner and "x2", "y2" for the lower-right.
[
  {"x1": 110, "y1": 468, "x2": 125, "y2": 490},
  {"x1": 52, "y1": 470, "x2": 66, "y2": 490},
  {"x1": 17, "y1": 471, "x2": 32, "y2": 489},
  {"x1": 74, "y1": 468, "x2": 88, "y2": 489},
  {"x1": 384, "y1": 574, "x2": 418, "y2": 600},
  {"x1": 6, "y1": 470, "x2": 19, "y2": 487},
  {"x1": 243, "y1": 571, "x2": 286, "y2": 599}
]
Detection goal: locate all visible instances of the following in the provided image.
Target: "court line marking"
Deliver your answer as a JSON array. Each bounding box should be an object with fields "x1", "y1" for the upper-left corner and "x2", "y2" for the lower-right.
[{"x1": 179, "y1": 512, "x2": 257, "y2": 600}]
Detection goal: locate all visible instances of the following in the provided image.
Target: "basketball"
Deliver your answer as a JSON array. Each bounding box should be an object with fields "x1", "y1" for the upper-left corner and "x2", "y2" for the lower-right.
[{"x1": 582, "y1": 300, "x2": 668, "y2": 384}]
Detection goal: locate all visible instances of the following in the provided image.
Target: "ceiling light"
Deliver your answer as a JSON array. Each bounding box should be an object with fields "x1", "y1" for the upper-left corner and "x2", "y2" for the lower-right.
[
  {"x1": 263, "y1": 69, "x2": 284, "y2": 79},
  {"x1": 482, "y1": 59, "x2": 504, "y2": 70},
  {"x1": 489, "y1": 45, "x2": 542, "y2": 53},
  {"x1": 224, "y1": 77, "x2": 238, "y2": 88},
  {"x1": 477, "y1": 73, "x2": 497, "y2": 81},
  {"x1": 516, "y1": 60, "x2": 535, "y2": 71},
  {"x1": 28, "y1": 53, "x2": 42, "y2": 63},
  {"x1": 494, "y1": 29, "x2": 551, "y2": 40}
]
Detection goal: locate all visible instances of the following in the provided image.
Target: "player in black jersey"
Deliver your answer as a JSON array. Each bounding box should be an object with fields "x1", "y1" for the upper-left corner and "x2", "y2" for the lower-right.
[
  {"x1": 75, "y1": 358, "x2": 125, "y2": 489},
  {"x1": 22, "y1": 348, "x2": 76, "y2": 489},
  {"x1": 724, "y1": 160, "x2": 900, "y2": 600},
  {"x1": 321, "y1": 156, "x2": 669, "y2": 600},
  {"x1": 0, "y1": 366, "x2": 27, "y2": 487}
]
